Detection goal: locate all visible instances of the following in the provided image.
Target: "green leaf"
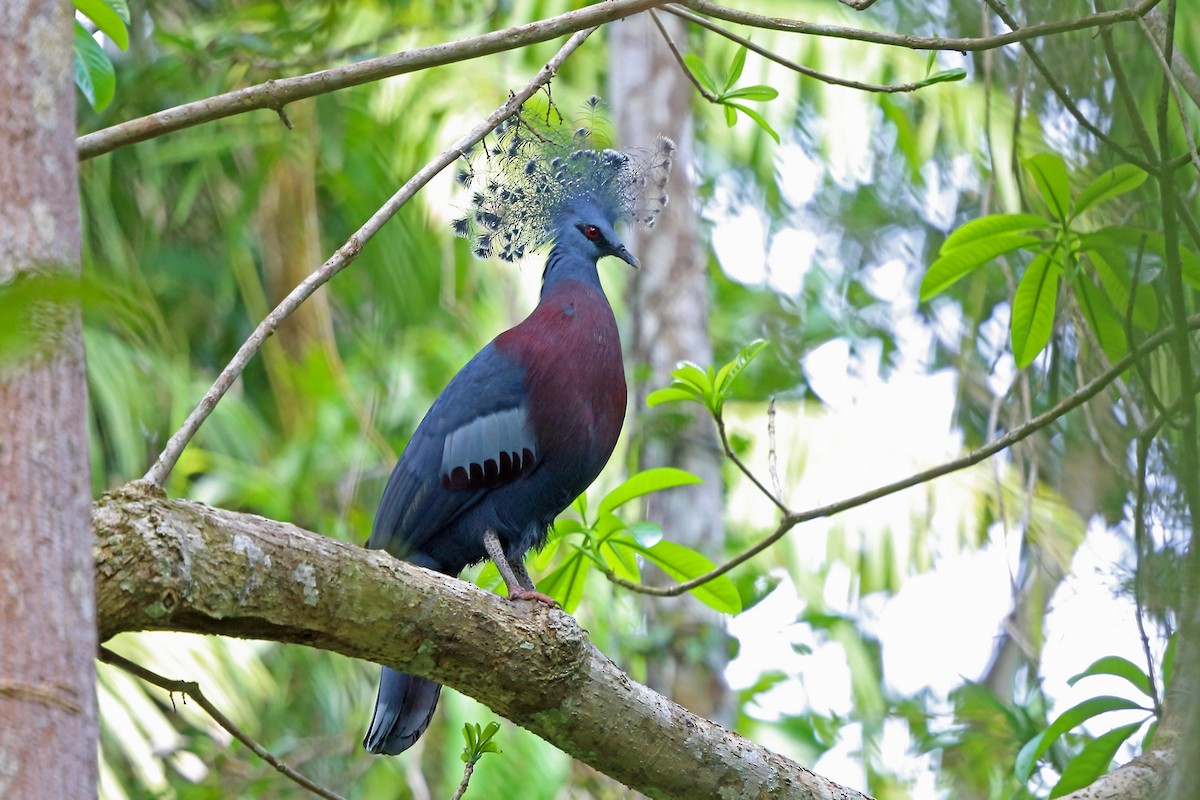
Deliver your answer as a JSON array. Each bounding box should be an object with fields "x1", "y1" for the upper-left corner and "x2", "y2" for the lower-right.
[
  {"x1": 913, "y1": 68, "x2": 967, "y2": 88},
  {"x1": 1050, "y1": 721, "x2": 1147, "y2": 797},
  {"x1": 1068, "y1": 655, "x2": 1154, "y2": 699},
  {"x1": 723, "y1": 46, "x2": 748, "y2": 93},
  {"x1": 671, "y1": 362, "x2": 713, "y2": 395},
  {"x1": 1015, "y1": 696, "x2": 1148, "y2": 781},
  {"x1": 1026, "y1": 153, "x2": 1072, "y2": 221},
  {"x1": 74, "y1": 21, "x2": 115, "y2": 112},
  {"x1": 597, "y1": 467, "x2": 703, "y2": 517},
  {"x1": 722, "y1": 85, "x2": 778, "y2": 102},
  {"x1": 723, "y1": 103, "x2": 737, "y2": 127},
  {"x1": 920, "y1": 233, "x2": 1043, "y2": 299},
  {"x1": 685, "y1": 54, "x2": 717, "y2": 94},
  {"x1": 75, "y1": 0, "x2": 129, "y2": 49},
  {"x1": 1011, "y1": 249, "x2": 1061, "y2": 368},
  {"x1": 726, "y1": 102, "x2": 780, "y2": 143},
  {"x1": 622, "y1": 539, "x2": 741, "y2": 614},
  {"x1": 627, "y1": 521, "x2": 663, "y2": 548},
  {"x1": 714, "y1": 338, "x2": 768, "y2": 397},
  {"x1": 1076, "y1": 278, "x2": 1127, "y2": 363},
  {"x1": 1082, "y1": 226, "x2": 1200, "y2": 291},
  {"x1": 647, "y1": 386, "x2": 701, "y2": 407},
  {"x1": 537, "y1": 547, "x2": 589, "y2": 613},
  {"x1": 600, "y1": 536, "x2": 641, "y2": 582},
  {"x1": 1073, "y1": 165, "x2": 1148, "y2": 217},
  {"x1": 1084, "y1": 247, "x2": 1158, "y2": 330},
  {"x1": 942, "y1": 214, "x2": 1054, "y2": 252}
]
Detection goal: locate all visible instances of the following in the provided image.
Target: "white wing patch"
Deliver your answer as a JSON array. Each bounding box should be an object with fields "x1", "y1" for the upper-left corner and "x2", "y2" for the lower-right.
[{"x1": 440, "y1": 406, "x2": 537, "y2": 489}]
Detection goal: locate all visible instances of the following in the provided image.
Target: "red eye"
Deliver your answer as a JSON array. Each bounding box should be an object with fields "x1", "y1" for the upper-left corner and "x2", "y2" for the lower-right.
[{"x1": 584, "y1": 225, "x2": 601, "y2": 240}]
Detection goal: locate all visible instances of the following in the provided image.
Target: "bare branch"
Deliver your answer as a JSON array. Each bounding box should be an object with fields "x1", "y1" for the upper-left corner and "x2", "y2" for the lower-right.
[
  {"x1": 1137, "y1": 14, "x2": 1200, "y2": 177},
  {"x1": 75, "y1": 0, "x2": 663, "y2": 160},
  {"x1": 664, "y1": 4, "x2": 959, "y2": 94},
  {"x1": 97, "y1": 647, "x2": 345, "y2": 800},
  {"x1": 677, "y1": 0, "x2": 1163, "y2": 52},
  {"x1": 982, "y1": 0, "x2": 1153, "y2": 170},
  {"x1": 649, "y1": 9, "x2": 718, "y2": 102},
  {"x1": 93, "y1": 486, "x2": 872, "y2": 800},
  {"x1": 141, "y1": 29, "x2": 597, "y2": 489},
  {"x1": 606, "y1": 315, "x2": 1200, "y2": 597}
]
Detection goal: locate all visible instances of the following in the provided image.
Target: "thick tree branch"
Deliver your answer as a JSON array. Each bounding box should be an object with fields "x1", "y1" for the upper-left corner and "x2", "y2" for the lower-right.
[
  {"x1": 93, "y1": 485, "x2": 872, "y2": 800},
  {"x1": 75, "y1": 0, "x2": 663, "y2": 160}
]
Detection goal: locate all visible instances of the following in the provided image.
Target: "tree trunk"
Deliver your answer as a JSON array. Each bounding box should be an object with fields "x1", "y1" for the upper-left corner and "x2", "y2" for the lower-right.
[
  {"x1": 0, "y1": 2, "x2": 97, "y2": 796},
  {"x1": 610, "y1": 10, "x2": 733, "y2": 726}
]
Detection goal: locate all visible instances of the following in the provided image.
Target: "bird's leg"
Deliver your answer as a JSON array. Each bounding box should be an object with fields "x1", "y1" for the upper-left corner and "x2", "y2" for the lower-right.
[{"x1": 483, "y1": 530, "x2": 557, "y2": 607}]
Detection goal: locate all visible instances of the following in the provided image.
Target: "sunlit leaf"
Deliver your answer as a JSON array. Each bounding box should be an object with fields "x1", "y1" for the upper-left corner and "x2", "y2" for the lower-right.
[
  {"x1": 685, "y1": 54, "x2": 717, "y2": 94},
  {"x1": 913, "y1": 67, "x2": 967, "y2": 87},
  {"x1": 1049, "y1": 721, "x2": 1147, "y2": 797},
  {"x1": 647, "y1": 386, "x2": 701, "y2": 407},
  {"x1": 1011, "y1": 248, "x2": 1060, "y2": 368},
  {"x1": 1067, "y1": 655, "x2": 1154, "y2": 699},
  {"x1": 1073, "y1": 165, "x2": 1148, "y2": 217},
  {"x1": 1026, "y1": 153, "x2": 1072, "y2": 221},
  {"x1": 537, "y1": 546, "x2": 589, "y2": 613},
  {"x1": 714, "y1": 338, "x2": 768, "y2": 397},
  {"x1": 74, "y1": 21, "x2": 115, "y2": 111},
  {"x1": 597, "y1": 467, "x2": 704, "y2": 517},
  {"x1": 921, "y1": 233, "x2": 1043, "y2": 299},
  {"x1": 1015, "y1": 696, "x2": 1148, "y2": 781},
  {"x1": 722, "y1": 85, "x2": 778, "y2": 102},
  {"x1": 617, "y1": 539, "x2": 741, "y2": 614},
  {"x1": 726, "y1": 102, "x2": 780, "y2": 143},
  {"x1": 75, "y1": 0, "x2": 130, "y2": 49},
  {"x1": 942, "y1": 214, "x2": 1053, "y2": 251},
  {"x1": 723, "y1": 46, "x2": 748, "y2": 93}
]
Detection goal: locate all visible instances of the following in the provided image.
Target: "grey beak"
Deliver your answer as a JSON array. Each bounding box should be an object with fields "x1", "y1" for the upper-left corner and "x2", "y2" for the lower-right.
[{"x1": 615, "y1": 246, "x2": 640, "y2": 269}]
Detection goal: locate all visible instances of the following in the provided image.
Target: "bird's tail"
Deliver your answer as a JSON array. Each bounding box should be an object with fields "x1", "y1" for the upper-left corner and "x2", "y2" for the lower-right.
[{"x1": 363, "y1": 667, "x2": 443, "y2": 755}]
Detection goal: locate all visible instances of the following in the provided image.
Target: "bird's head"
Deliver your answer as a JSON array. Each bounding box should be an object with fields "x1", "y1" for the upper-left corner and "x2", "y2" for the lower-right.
[
  {"x1": 452, "y1": 102, "x2": 674, "y2": 267},
  {"x1": 555, "y1": 197, "x2": 639, "y2": 269}
]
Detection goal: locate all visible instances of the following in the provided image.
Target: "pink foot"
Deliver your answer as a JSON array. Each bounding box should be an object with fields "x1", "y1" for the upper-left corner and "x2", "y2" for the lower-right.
[{"x1": 509, "y1": 589, "x2": 558, "y2": 607}]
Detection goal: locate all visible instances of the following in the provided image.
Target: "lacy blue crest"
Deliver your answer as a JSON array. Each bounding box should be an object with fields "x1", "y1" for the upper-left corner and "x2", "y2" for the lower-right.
[{"x1": 453, "y1": 98, "x2": 675, "y2": 261}]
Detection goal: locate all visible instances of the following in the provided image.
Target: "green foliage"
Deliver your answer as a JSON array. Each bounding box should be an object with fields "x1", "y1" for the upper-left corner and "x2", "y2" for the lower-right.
[
  {"x1": 1015, "y1": 655, "x2": 1156, "y2": 797},
  {"x1": 461, "y1": 721, "x2": 502, "y2": 764},
  {"x1": 919, "y1": 153, "x2": 1173, "y2": 368},
  {"x1": 489, "y1": 466, "x2": 742, "y2": 615},
  {"x1": 73, "y1": 0, "x2": 129, "y2": 111},
  {"x1": 647, "y1": 338, "x2": 769, "y2": 417},
  {"x1": 686, "y1": 47, "x2": 781, "y2": 143}
]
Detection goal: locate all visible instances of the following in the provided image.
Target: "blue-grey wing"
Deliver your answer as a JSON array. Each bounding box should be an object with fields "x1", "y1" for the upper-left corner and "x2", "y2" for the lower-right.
[{"x1": 367, "y1": 342, "x2": 538, "y2": 562}]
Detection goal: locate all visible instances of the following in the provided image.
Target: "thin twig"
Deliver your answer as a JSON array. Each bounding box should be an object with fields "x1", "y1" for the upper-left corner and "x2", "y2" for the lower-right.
[
  {"x1": 449, "y1": 761, "x2": 476, "y2": 800},
  {"x1": 649, "y1": 9, "x2": 718, "y2": 101},
  {"x1": 97, "y1": 646, "x2": 346, "y2": 800},
  {"x1": 678, "y1": 0, "x2": 1163, "y2": 52},
  {"x1": 767, "y1": 398, "x2": 782, "y2": 502},
  {"x1": 606, "y1": 314, "x2": 1200, "y2": 597},
  {"x1": 1137, "y1": 14, "x2": 1200, "y2": 178},
  {"x1": 75, "y1": 0, "x2": 662, "y2": 160},
  {"x1": 664, "y1": 4, "x2": 959, "y2": 94},
  {"x1": 141, "y1": 28, "x2": 599, "y2": 488},
  {"x1": 982, "y1": 0, "x2": 1154, "y2": 171},
  {"x1": 716, "y1": 412, "x2": 789, "y2": 514}
]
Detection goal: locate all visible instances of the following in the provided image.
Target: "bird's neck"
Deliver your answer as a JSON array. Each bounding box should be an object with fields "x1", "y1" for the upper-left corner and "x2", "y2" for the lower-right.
[{"x1": 540, "y1": 245, "x2": 603, "y2": 300}]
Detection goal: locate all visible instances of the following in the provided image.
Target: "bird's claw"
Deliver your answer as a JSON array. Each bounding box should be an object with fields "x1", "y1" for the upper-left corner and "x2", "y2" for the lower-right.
[{"x1": 509, "y1": 589, "x2": 559, "y2": 607}]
